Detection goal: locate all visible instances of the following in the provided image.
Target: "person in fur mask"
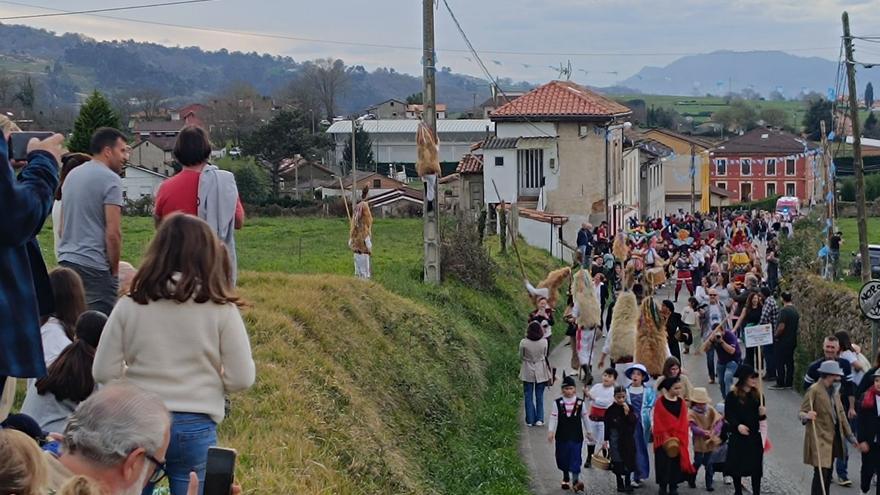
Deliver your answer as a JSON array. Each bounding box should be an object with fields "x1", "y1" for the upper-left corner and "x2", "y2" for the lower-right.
[
  {"x1": 570, "y1": 269, "x2": 601, "y2": 383},
  {"x1": 526, "y1": 266, "x2": 571, "y2": 309},
  {"x1": 636, "y1": 285, "x2": 672, "y2": 379},
  {"x1": 598, "y1": 283, "x2": 639, "y2": 386},
  {"x1": 349, "y1": 185, "x2": 373, "y2": 278}
]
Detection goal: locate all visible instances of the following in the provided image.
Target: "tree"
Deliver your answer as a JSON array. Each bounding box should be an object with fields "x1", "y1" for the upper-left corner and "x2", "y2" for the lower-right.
[
  {"x1": 406, "y1": 92, "x2": 423, "y2": 104},
  {"x1": 866, "y1": 82, "x2": 874, "y2": 110},
  {"x1": 69, "y1": 91, "x2": 121, "y2": 153},
  {"x1": 302, "y1": 58, "x2": 348, "y2": 119},
  {"x1": 864, "y1": 112, "x2": 880, "y2": 139},
  {"x1": 646, "y1": 105, "x2": 681, "y2": 130},
  {"x1": 240, "y1": 110, "x2": 326, "y2": 198},
  {"x1": 759, "y1": 108, "x2": 787, "y2": 129},
  {"x1": 211, "y1": 82, "x2": 263, "y2": 146},
  {"x1": 342, "y1": 125, "x2": 374, "y2": 172},
  {"x1": 14, "y1": 75, "x2": 36, "y2": 112},
  {"x1": 802, "y1": 96, "x2": 833, "y2": 141},
  {"x1": 135, "y1": 88, "x2": 167, "y2": 120},
  {"x1": 713, "y1": 100, "x2": 758, "y2": 133},
  {"x1": 768, "y1": 90, "x2": 786, "y2": 101},
  {"x1": 232, "y1": 162, "x2": 269, "y2": 204}
]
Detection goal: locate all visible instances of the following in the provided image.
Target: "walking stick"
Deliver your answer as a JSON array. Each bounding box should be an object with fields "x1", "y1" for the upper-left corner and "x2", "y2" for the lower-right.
[
  {"x1": 338, "y1": 176, "x2": 352, "y2": 225},
  {"x1": 808, "y1": 397, "x2": 827, "y2": 495}
]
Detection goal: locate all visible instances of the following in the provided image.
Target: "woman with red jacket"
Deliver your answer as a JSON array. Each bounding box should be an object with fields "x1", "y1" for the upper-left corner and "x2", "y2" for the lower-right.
[{"x1": 653, "y1": 376, "x2": 695, "y2": 495}]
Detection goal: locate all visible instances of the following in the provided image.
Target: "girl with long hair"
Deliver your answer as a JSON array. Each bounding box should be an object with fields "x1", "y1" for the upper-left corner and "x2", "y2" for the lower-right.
[
  {"x1": 93, "y1": 213, "x2": 255, "y2": 495},
  {"x1": 40, "y1": 267, "x2": 87, "y2": 367},
  {"x1": 653, "y1": 376, "x2": 695, "y2": 495},
  {"x1": 724, "y1": 365, "x2": 766, "y2": 495},
  {"x1": 21, "y1": 311, "x2": 107, "y2": 433}
]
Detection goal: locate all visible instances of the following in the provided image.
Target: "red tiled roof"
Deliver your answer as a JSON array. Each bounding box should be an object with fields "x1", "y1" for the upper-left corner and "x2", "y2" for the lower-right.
[
  {"x1": 133, "y1": 120, "x2": 184, "y2": 133},
  {"x1": 133, "y1": 135, "x2": 176, "y2": 152},
  {"x1": 491, "y1": 81, "x2": 632, "y2": 121},
  {"x1": 456, "y1": 153, "x2": 483, "y2": 174},
  {"x1": 713, "y1": 128, "x2": 809, "y2": 155}
]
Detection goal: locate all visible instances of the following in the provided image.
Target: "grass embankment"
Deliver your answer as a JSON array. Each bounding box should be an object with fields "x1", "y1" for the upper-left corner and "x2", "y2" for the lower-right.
[
  {"x1": 828, "y1": 217, "x2": 880, "y2": 291},
  {"x1": 37, "y1": 217, "x2": 562, "y2": 494}
]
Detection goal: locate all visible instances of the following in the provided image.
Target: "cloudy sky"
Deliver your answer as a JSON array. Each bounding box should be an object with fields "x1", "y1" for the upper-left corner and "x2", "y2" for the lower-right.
[{"x1": 2, "y1": 0, "x2": 880, "y2": 86}]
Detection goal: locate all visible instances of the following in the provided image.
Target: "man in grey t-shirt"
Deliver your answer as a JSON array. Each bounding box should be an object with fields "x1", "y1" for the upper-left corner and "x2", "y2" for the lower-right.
[{"x1": 58, "y1": 128, "x2": 127, "y2": 315}]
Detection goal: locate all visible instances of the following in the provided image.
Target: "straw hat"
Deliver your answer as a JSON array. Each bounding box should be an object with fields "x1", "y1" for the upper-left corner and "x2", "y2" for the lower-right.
[{"x1": 690, "y1": 387, "x2": 711, "y2": 405}]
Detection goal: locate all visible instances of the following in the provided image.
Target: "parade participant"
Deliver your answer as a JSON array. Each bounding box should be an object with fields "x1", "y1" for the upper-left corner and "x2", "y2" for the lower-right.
[
  {"x1": 800, "y1": 361, "x2": 858, "y2": 495},
  {"x1": 596, "y1": 221, "x2": 609, "y2": 255},
  {"x1": 577, "y1": 223, "x2": 594, "y2": 269},
  {"x1": 855, "y1": 351, "x2": 880, "y2": 401},
  {"x1": 653, "y1": 376, "x2": 695, "y2": 495},
  {"x1": 584, "y1": 368, "x2": 617, "y2": 467},
  {"x1": 349, "y1": 186, "x2": 373, "y2": 279},
  {"x1": 625, "y1": 364, "x2": 655, "y2": 487},
  {"x1": 688, "y1": 387, "x2": 723, "y2": 492},
  {"x1": 656, "y1": 357, "x2": 693, "y2": 402},
  {"x1": 856, "y1": 369, "x2": 880, "y2": 495},
  {"x1": 732, "y1": 291, "x2": 764, "y2": 366},
  {"x1": 772, "y1": 292, "x2": 799, "y2": 390},
  {"x1": 526, "y1": 266, "x2": 571, "y2": 310},
  {"x1": 681, "y1": 297, "x2": 700, "y2": 355},
  {"x1": 529, "y1": 296, "x2": 555, "y2": 340},
  {"x1": 601, "y1": 277, "x2": 638, "y2": 383},
  {"x1": 519, "y1": 321, "x2": 551, "y2": 427},
  {"x1": 673, "y1": 248, "x2": 695, "y2": 302},
  {"x1": 604, "y1": 385, "x2": 638, "y2": 493},
  {"x1": 759, "y1": 286, "x2": 779, "y2": 380},
  {"x1": 636, "y1": 285, "x2": 669, "y2": 378},
  {"x1": 564, "y1": 295, "x2": 580, "y2": 375},
  {"x1": 548, "y1": 375, "x2": 588, "y2": 493},
  {"x1": 725, "y1": 365, "x2": 766, "y2": 495},
  {"x1": 661, "y1": 300, "x2": 691, "y2": 363},
  {"x1": 572, "y1": 268, "x2": 602, "y2": 382}
]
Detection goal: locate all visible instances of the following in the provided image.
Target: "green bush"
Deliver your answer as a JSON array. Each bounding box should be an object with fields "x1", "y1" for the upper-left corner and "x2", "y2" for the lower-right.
[
  {"x1": 838, "y1": 174, "x2": 880, "y2": 202},
  {"x1": 725, "y1": 195, "x2": 780, "y2": 212},
  {"x1": 441, "y1": 213, "x2": 497, "y2": 290},
  {"x1": 122, "y1": 196, "x2": 154, "y2": 217}
]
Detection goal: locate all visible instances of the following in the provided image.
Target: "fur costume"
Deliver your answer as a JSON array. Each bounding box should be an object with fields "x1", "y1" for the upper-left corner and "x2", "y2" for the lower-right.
[
  {"x1": 416, "y1": 123, "x2": 441, "y2": 209},
  {"x1": 526, "y1": 266, "x2": 571, "y2": 309},
  {"x1": 612, "y1": 231, "x2": 630, "y2": 262},
  {"x1": 635, "y1": 297, "x2": 668, "y2": 378},
  {"x1": 609, "y1": 291, "x2": 638, "y2": 361},
  {"x1": 572, "y1": 269, "x2": 601, "y2": 328},
  {"x1": 349, "y1": 195, "x2": 373, "y2": 254}
]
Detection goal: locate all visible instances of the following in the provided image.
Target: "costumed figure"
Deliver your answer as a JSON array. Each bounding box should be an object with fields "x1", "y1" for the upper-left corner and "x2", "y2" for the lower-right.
[
  {"x1": 572, "y1": 269, "x2": 601, "y2": 382},
  {"x1": 349, "y1": 185, "x2": 373, "y2": 279},
  {"x1": 644, "y1": 235, "x2": 668, "y2": 291},
  {"x1": 526, "y1": 266, "x2": 571, "y2": 310},
  {"x1": 627, "y1": 229, "x2": 649, "y2": 278},
  {"x1": 604, "y1": 385, "x2": 638, "y2": 493},
  {"x1": 612, "y1": 230, "x2": 630, "y2": 263},
  {"x1": 416, "y1": 122, "x2": 442, "y2": 212},
  {"x1": 635, "y1": 294, "x2": 669, "y2": 379},
  {"x1": 608, "y1": 286, "x2": 638, "y2": 383},
  {"x1": 728, "y1": 242, "x2": 753, "y2": 285},
  {"x1": 584, "y1": 368, "x2": 618, "y2": 468},
  {"x1": 549, "y1": 375, "x2": 588, "y2": 493},
  {"x1": 625, "y1": 364, "x2": 656, "y2": 487},
  {"x1": 671, "y1": 229, "x2": 696, "y2": 301}
]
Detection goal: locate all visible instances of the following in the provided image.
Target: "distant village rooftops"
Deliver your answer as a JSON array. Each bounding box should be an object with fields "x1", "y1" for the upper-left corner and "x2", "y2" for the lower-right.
[
  {"x1": 713, "y1": 127, "x2": 810, "y2": 155},
  {"x1": 325, "y1": 119, "x2": 493, "y2": 134},
  {"x1": 490, "y1": 80, "x2": 632, "y2": 121}
]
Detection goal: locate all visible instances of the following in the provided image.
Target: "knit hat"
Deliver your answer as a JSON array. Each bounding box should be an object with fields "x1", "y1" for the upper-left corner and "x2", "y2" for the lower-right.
[{"x1": 562, "y1": 375, "x2": 577, "y2": 389}]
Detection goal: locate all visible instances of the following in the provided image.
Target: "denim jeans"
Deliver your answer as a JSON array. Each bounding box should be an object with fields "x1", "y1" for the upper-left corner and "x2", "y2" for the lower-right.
[
  {"x1": 143, "y1": 412, "x2": 217, "y2": 495},
  {"x1": 718, "y1": 360, "x2": 739, "y2": 397},
  {"x1": 705, "y1": 346, "x2": 716, "y2": 381},
  {"x1": 523, "y1": 381, "x2": 546, "y2": 425},
  {"x1": 59, "y1": 260, "x2": 119, "y2": 316},
  {"x1": 836, "y1": 417, "x2": 857, "y2": 480},
  {"x1": 693, "y1": 452, "x2": 715, "y2": 489}
]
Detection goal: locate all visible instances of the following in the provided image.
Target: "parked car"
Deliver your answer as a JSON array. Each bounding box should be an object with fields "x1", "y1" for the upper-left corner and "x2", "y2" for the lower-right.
[{"x1": 850, "y1": 245, "x2": 880, "y2": 278}]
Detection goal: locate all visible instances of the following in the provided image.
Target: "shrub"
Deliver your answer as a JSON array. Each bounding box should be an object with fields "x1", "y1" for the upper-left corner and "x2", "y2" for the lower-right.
[
  {"x1": 122, "y1": 196, "x2": 154, "y2": 217},
  {"x1": 441, "y1": 213, "x2": 497, "y2": 290}
]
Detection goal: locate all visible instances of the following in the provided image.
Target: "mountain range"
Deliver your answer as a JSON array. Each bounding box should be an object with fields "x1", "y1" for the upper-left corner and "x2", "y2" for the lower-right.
[{"x1": 618, "y1": 50, "x2": 880, "y2": 99}]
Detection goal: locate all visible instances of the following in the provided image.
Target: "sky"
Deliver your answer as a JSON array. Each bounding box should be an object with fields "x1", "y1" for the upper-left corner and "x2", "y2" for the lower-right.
[{"x1": 2, "y1": 0, "x2": 880, "y2": 87}]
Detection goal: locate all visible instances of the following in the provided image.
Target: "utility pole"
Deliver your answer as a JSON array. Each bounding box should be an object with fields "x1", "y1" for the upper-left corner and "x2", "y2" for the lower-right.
[
  {"x1": 689, "y1": 143, "x2": 696, "y2": 213},
  {"x1": 350, "y1": 119, "x2": 357, "y2": 211},
  {"x1": 843, "y1": 11, "x2": 871, "y2": 282},
  {"x1": 422, "y1": 0, "x2": 441, "y2": 284},
  {"x1": 820, "y1": 120, "x2": 834, "y2": 254}
]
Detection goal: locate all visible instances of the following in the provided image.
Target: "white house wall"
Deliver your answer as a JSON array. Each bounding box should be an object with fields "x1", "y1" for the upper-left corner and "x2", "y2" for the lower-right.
[
  {"x1": 518, "y1": 216, "x2": 567, "y2": 260},
  {"x1": 331, "y1": 131, "x2": 490, "y2": 169},
  {"x1": 122, "y1": 169, "x2": 165, "y2": 200},
  {"x1": 495, "y1": 122, "x2": 556, "y2": 139},
  {"x1": 482, "y1": 149, "x2": 518, "y2": 204}
]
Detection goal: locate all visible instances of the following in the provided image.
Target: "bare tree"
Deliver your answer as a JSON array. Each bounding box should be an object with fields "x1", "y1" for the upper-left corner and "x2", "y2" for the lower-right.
[
  {"x1": 136, "y1": 88, "x2": 167, "y2": 120},
  {"x1": 0, "y1": 75, "x2": 14, "y2": 106},
  {"x1": 276, "y1": 74, "x2": 323, "y2": 132},
  {"x1": 210, "y1": 81, "x2": 264, "y2": 146},
  {"x1": 301, "y1": 58, "x2": 348, "y2": 119}
]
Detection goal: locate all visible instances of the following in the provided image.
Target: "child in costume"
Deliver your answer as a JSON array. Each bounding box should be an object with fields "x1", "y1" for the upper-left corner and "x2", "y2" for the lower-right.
[
  {"x1": 653, "y1": 376, "x2": 696, "y2": 495},
  {"x1": 625, "y1": 364, "x2": 656, "y2": 487},
  {"x1": 604, "y1": 385, "x2": 638, "y2": 493},
  {"x1": 688, "y1": 387, "x2": 724, "y2": 491},
  {"x1": 584, "y1": 368, "x2": 617, "y2": 467},
  {"x1": 548, "y1": 375, "x2": 588, "y2": 493}
]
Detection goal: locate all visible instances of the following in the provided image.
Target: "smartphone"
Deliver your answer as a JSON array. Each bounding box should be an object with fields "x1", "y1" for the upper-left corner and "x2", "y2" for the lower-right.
[
  {"x1": 203, "y1": 447, "x2": 236, "y2": 495},
  {"x1": 8, "y1": 131, "x2": 54, "y2": 161}
]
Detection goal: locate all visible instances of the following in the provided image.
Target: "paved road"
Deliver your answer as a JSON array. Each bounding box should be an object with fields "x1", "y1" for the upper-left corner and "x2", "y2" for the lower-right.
[{"x1": 519, "y1": 285, "x2": 864, "y2": 495}]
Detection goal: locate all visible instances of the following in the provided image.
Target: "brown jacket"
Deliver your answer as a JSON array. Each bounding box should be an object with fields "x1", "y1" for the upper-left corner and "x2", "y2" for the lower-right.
[
  {"x1": 800, "y1": 383, "x2": 854, "y2": 468},
  {"x1": 519, "y1": 338, "x2": 551, "y2": 383}
]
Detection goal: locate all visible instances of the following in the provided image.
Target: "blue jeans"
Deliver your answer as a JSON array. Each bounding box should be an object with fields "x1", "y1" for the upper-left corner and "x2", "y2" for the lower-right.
[
  {"x1": 143, "y1": 412, "x2": 217, "y2": 495},
  {"x1": 705, "y1": 346, "x2": 716, "y2": 381},
  {"x1": 694, "y1": 452, "x2": 715, "y2": 489},
  {"x1": 717, "y1": 360, "x2": 739, "y2": 397},
  {"x1": 836, "y1": 417, "x2": 857, "y2": 480},
  {"x1": 523, "y1": 381, "x2": 546, "y2": 425}
]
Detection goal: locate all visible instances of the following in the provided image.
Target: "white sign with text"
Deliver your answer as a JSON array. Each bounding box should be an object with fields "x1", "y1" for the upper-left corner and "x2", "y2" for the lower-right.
[{"x1": 744, "y1": 324, "x2": 773, "y2": 348}]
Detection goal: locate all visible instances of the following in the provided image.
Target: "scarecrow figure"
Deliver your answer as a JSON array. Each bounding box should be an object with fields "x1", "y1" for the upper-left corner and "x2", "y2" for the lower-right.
[
  {"x1": 417, "y1": 123, "x2": 441, "y2": 212},
  {"x1": 349, "y1": 185, "x2": 373, "y2": 279}
]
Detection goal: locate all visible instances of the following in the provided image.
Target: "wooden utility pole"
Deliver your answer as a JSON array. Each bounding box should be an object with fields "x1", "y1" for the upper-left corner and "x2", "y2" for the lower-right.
[
  {"x1": 422, "y1": 0, "x2": 441, "y2": 283},
  {"x1": 350, "y1": 119, "x2": 358, "y2": 209},
  {"x1": 843, "y1": 11, "x2": 871, "y2": 282},
  {"x1": 690, "y1": 143, "x2": 696, "y2": 213},
  {"x1": 820, "y1": 121, "x2": 834, "y2": 257}
]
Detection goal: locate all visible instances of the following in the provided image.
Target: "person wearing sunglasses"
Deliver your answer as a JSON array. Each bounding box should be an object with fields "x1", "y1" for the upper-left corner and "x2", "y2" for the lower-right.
[{"x1": 43, "y1": 382, "x2": 171, "y2": 495}]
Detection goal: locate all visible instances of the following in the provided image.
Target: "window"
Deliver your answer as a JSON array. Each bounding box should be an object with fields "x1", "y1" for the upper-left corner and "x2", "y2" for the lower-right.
[
  {"x1": 716, "y1": 181, "x2": 727, "y2": 191},
  {"x1": 766, "y1": 182, "x2": 777, "y2": 197},
  {"x1": 153, "y1": 166, "x2": 159, "y2": 173},
  {"x1": 373, "y1": 179, "x2": 381, "y2": 188},
  {"x1": 740, "y1": 158, "x2": 751, "y2": 176},
  {"x1": 740, "y1": 182, "x2": 752, "y2": 202},
  {"x1": 716, "y1": 159, "x2": 727, "y2": 176},
  {"x1": 765, "y1": 158, "x2": 776, "y2": 176},
  {"x1": 495, "y1": 156, "x2": 504, "y2": 167},
  {"x1": 786, "y1": 182, "x2": 796, "y2": 196},
  {"x1": 785, "y1": 158, "x2": 796, "y2": 176}
]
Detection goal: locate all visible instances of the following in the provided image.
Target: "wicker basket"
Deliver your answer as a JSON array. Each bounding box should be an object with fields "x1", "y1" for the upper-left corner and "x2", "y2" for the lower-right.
[
  {"x1": 591, "y1": 448, "x2": 612, "y2": 471},
  {"x1": 662, "y1": 437, "x2": 681, "y2": 458}
]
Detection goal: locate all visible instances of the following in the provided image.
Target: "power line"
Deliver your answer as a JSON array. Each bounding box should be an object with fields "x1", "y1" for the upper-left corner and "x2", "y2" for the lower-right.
[
  {"x1": 0, "y1": 0, "x2": 840, "y2": 58},
  {"x1": 0, "y1": 0, "x2": 215, "y2": 20}
]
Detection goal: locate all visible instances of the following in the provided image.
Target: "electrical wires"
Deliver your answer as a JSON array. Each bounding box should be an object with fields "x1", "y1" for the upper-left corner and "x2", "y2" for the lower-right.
[{"x1": 0, "y1": 0, "x2": 215, "y2": 20}]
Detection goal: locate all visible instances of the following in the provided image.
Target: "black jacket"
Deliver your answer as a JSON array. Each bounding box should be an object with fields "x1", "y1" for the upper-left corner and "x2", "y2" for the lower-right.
[{"x1": 856, "y1": 394, "x2": 880, "y2": 445}]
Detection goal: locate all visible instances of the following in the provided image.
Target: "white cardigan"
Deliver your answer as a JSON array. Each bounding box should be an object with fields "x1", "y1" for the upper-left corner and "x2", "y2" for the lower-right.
[{"x1": 93, "y1": 296, "x2": 255, "y2": 423}]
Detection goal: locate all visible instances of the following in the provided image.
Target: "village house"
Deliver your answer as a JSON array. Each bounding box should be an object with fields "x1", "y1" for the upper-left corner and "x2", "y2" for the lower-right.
[
  {"x1": 277, "y1": 158, "x2": 336, "y2": 198},
  {"x1": 480, "y1": 80, "x2": 632, "y2": 261},
  {"x1": 370, "y1": 187, "x2": 424, "y2": 217},
  {"x1": 641, "y1": 128, "x2": 714, "y2": 214},
  {"x1": 710, "y1": 127, "x2": 818, "y2": 204},
  {"x1": 121, "y1": 165, "x2": 166, "y2": 201},
  {"x1": 479, "y1": 90, "x2": 527, "y2": 119},
  {"x1": 365, "y1": 98, "x2": 407, "y2": 119},
  {"x1": 133, "y1": 120, "x2": 185, "y2": 140},
  {"x1": 623, "y1": 133, "x2": 671, "y2": 220},
  {"x1": 128, "y1": 137, "x2": 176, "y2": 177},
  {"x1": 320, "y1": 172, "x2": 410, "y2": 200},
  {"x1": 325, "y1": 119, "x2": 493, "y2": 176},
  {"x1": 454, "y1": 152, "x2": 485, "y2": 213},
  {"x1": 405, "y1": 104, "x2": 447, "y2": 120},
  {"x1": 170, "y1": 103, "x2": 210, "y2": 129}
]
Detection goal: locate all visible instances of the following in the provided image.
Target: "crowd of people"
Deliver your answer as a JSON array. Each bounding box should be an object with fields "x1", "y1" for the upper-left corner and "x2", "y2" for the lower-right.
[
  {"x1": 521, "y1": 210, "x2": 880, "y2": 495},
  {"x1": 1, "y1": 117, "x2": 254, "y2": 495}
]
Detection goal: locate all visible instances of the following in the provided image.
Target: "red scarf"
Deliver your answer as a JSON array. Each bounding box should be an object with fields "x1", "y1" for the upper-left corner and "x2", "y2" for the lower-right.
[
  {"x1": 653, "y1": 397, "x2": 696, "y2": 475},
  {"x1": 862, "y1": 386, "x2": 880, "y2": 411}
]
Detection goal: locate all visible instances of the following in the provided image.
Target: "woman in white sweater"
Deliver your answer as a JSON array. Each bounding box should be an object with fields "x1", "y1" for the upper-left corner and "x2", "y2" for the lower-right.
[{"x1": 93, "y1": 213, "x2": 255, "y2": 495}]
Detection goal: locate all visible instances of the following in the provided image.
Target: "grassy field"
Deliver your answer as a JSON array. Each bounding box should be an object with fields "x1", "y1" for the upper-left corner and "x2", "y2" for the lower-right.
[
  {"x1": 36, "y1": 216, "x2": 564, "y2": 494},
  {"x1": 615, "y1": 94, "x2": 808, "y2": 128},
  {"x1": 831, "y1": 217, "x2": 880, "y2": 291}
]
